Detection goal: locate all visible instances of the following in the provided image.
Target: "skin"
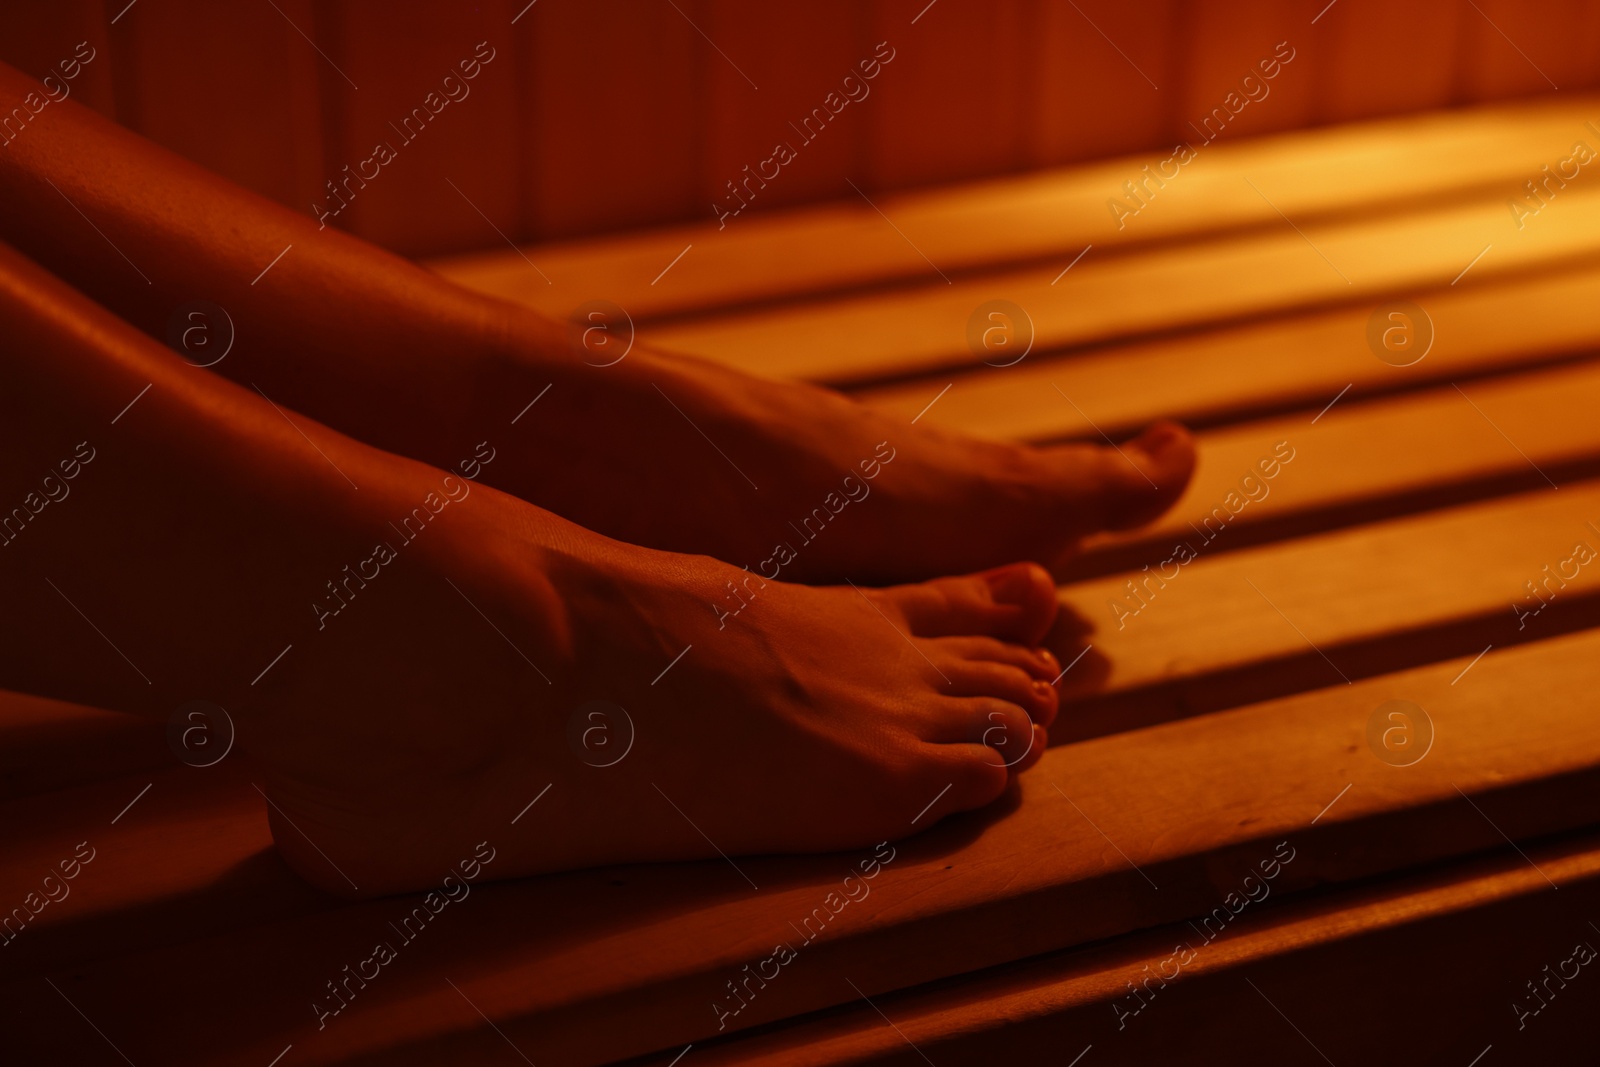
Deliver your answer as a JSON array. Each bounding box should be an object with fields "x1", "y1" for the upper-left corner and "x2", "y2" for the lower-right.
[
  {"x1": 0, "y1": 60, "x2": 1196, "y2": 587},
  {"x1": 0, "y1": 240, "x2": 1063, "y2": 897}
]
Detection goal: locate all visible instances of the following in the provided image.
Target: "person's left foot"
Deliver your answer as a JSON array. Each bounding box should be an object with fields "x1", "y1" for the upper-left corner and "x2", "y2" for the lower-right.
[{"x1": 479, "y1": 324, "x2": 1196, "y2": 585}]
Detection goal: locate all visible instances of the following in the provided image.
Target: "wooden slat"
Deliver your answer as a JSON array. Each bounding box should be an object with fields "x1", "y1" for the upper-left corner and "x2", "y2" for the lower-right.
[
  {"x1": 0, "y1": 692, "x2": 165, "y2": 802},
  {"x1": 855, "y1": 266, "x2": 1600, "y2": 445},
  {"x1": 9, "y1": 630, "x2": 1600, "y2": 1064},
  {"x1": 428, "y1": 93, "x2": 1600, "y2": 323},
  {"x1": 641, "y1": 184, "x2": 1600, "y2": 385},
  {"x1": 688, "y1": 827, "x2": 1600, "y2": 1065},
  {"x1": 1064, "y1": 357, "x2": 1600, "y2": 577},
  {"x1": 0, "y1": 763, "x2": 327, "y2": 976},
  {"x1": 1057, "y1": 477, "x2": 1600, "y2": 738}
]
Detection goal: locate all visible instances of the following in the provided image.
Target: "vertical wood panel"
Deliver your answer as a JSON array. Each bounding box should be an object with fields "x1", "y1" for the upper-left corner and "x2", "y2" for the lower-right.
[
  {"x1": 866, "y1": 0, "x2": 1034, "y2": 191},
  {"x1": 1571, "y1": 2, "x2": 1600, "y2": 91},
  {"x1": 1032, "y1": 0, "x2": 1178, "y2": 167},
  {"x1": 700, "y1": 0, "x2": 867, "y2": 220},
  {"x1": 13, "y1": 0, "x2": 1593, "y2": 254},
  {"x1": 101, "y1": 0, "x2": 321, "y2": 214},
  {"x1": 278, "y1": 0, "x2": 328, "y2": 220},
  {"x1": 1179, "y1": 0, "x2": 1313, "y2": 145},
  {"x1": 521, "y1": 0, "x2": 701, "y2": 241},
  {"x1": 1461, "y1": 0, "x2": 1594, "y2": 100},
  {"x1": 0, "y1": 0, "x2": 114, "y2": 120},
  {"x1": 320, "y1": 0, "x2": 522, "y2": 256},
  {"x1": 1311, "y1": 0, "x2": 1465, "y2": 123}
]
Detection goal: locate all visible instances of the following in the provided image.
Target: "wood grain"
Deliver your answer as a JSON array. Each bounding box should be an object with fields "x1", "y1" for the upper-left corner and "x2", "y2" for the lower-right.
[
  {"x1": 519, "y1": 0, "x2": 703, "y2": 243},
  {"x1": 855, "y1": 266, "x2": 1600, "y2": 445},
  {"x1": 1057, "y1": 477, "x2": 1600, "y2": 736},
  {"x1": 429, "y1": 92, "x2": 1600, "y2": 323},
  {"x1": 700, "y1": 0, "x2": 866, "y2": 217},
  {"x1": 98, "y1": 0, "x2": 324, "y2": 212},
  {"x1": 1311, "y1": 0, "x2": 1466, "y2": 122},
  {"x1": 9, "y1": 631, "x2": 1600, "y2": 1064},
  {"x1": 1070, "y1": 358, "x2": 1600, "y2": 576},
  {"x1": 316, "y1": 0, "x2": 522, "y2": 257},
  {"x1": 864, "y1": 0, "x2": 1033, "y2": 190},
  {"x1": 0, "y1": 0, "x2": 115, "y2": 120},
  {"x1": 1460, "y1": 0, "x2": 1599, "y2": 100},
  {"x1": 1177, "y1": 0, "x2": 1311, "y2": 143},
  {"x1": 640, "y1": 183, "x2": 1600, "y2": 385},
  {"x1": 688, "y1": 831, "x2": 1600, "y2": 1062},
  {"x1": 683, "y1": 828, "x2": 1600, "y2": 1065},
  {"x1": 1031, "y1": 0, "x2": 1178, "y2": 167},
  {"x1": 1, "y1": 1, "x2": 1583, "y2": 251}
]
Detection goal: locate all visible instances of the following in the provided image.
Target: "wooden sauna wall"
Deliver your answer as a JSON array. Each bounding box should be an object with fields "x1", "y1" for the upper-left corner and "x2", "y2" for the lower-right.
[{"x1": 4, "y1": 0, "x2": 1598, "y2": 258}]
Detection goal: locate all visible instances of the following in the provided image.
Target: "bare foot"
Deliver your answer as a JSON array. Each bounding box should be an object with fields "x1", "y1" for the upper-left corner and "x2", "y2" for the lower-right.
[
  {"x1": 259, "y1": 483, "x2": 1067, "y2": 896},
  {"x1": 481, "y1": 329, "x2": 1198, "y2": 584}
]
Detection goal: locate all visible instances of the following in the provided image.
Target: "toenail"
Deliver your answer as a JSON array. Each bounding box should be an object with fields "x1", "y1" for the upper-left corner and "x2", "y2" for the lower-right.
[
  {"x1": 1032, "y1": 679, "x2": 1053, "y2": 699},
  {"x1": 1037, "y1": 648, "x2": 1059, "y2": 671},
  {"x1": 986, "y1": 563, "x2": 1049, "y2": 605},
  {"x1": 1134, "y1": 421, "x2": 1187, "y2": 456}
]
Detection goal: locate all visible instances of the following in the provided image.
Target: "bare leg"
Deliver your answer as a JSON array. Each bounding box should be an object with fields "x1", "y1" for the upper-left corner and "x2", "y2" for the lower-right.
[
  {"x1": 0, "y1": 241, "x2": 1063, "y2": 895},
  {"x1": 0, "y1": 61, "x2": 1194, "y2": 585}
]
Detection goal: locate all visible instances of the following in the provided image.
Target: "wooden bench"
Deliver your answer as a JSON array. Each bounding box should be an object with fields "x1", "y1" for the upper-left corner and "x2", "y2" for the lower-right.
[{"x1": 6, "y1": 91, "x2": 1600, "y2": 1067}]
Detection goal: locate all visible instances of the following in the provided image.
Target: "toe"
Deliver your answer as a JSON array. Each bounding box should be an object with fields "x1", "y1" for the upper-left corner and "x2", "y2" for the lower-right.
[
  {"x1": 1009, "y1": 725, "x2": 1048, "y2": 773},
  {"x1": 922, "y1": 697, "x2": 1041, "y2": 769},
  {"x1": 912, "y1": 742, "x2": 1009, "y2": 822},
  {"x1": 1042, "y1": 419, "x2": 1197, "y2": 537},
  {"x1": 933, "y1": 635, "x2": 1058, "y2": 681},
  {"x1": 940, "y1": 655, "x2": 1058, "y2": 727},
  {"x1": 883, "y1": 562, "x2": 1059, "y2": 644}
]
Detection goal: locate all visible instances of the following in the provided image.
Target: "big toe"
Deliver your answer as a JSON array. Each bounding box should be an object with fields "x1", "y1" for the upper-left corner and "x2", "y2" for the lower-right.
[
  {"x1": 1047, "y1": 419, "x2": 1196, "y2": 536},
  {"x1": 884, "y1": 561, "x2": 1059, "y2": 645}
]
